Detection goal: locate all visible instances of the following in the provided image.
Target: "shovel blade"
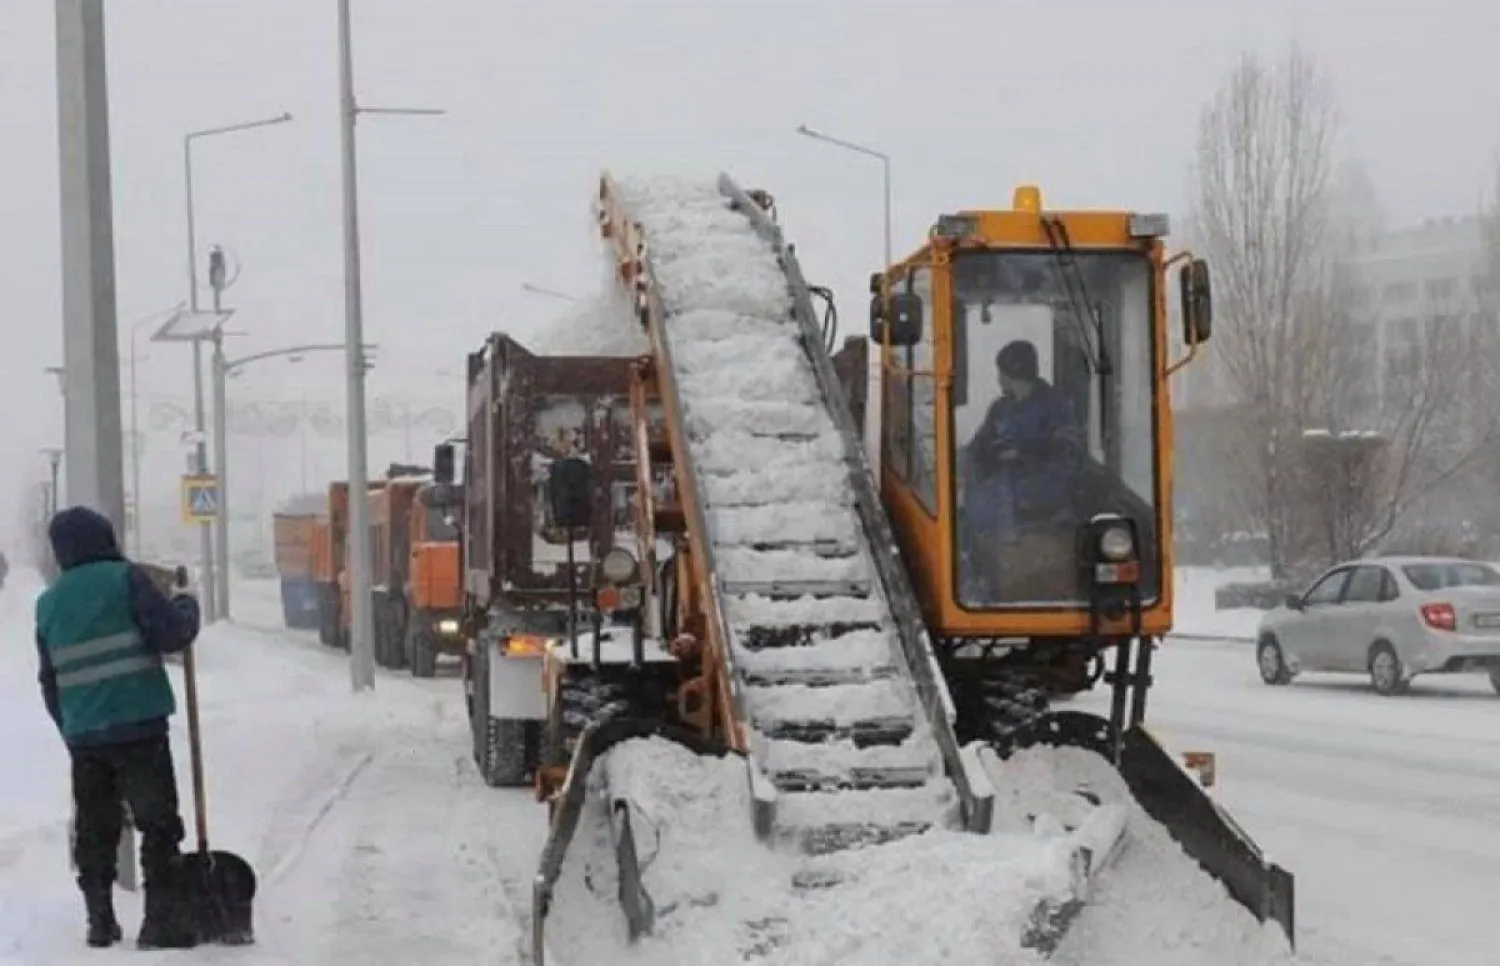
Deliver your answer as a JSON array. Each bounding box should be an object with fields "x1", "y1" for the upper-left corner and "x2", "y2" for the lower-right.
[{"x1": 178, "y1": 849, "x2": 257, "y2": 945}]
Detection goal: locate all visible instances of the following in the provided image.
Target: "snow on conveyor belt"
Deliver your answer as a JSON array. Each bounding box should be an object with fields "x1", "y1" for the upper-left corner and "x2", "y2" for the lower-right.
[
  {"x1": 546, "y1": 737, "x2": 1301, "y2": 966},
  {"x1": 604, "y1": 174, "x2": 960, "y2": 852}
]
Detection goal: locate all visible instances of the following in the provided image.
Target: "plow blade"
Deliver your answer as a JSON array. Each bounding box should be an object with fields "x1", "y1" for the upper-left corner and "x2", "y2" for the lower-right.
[
  {"x1": 1005, "y1": 710, "x2": 1295, "y2": 950},
  {"x1": 1117, "y1": 723, "x2": 1296, "y2": 948},
  {"x1": 531, "y1": 717, "x2": 735, "y2": 966}
]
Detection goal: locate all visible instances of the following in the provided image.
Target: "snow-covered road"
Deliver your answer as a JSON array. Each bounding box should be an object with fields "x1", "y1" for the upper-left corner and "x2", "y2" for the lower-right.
[
  {"x1": 1108, "y1": 638, "x2": 1500, "y2": 966},
  {"x1": 3, "y1": 569, "x2": 1497, "y2": 963},
  {"x1": 0, "y1": 572, "x2": 545, "y2": 966}
]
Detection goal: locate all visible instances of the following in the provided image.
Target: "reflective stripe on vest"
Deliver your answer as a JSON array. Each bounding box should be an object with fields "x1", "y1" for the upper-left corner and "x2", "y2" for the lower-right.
[{"x1": 52, "y1": 629, "x2": 158, "y2": 690}]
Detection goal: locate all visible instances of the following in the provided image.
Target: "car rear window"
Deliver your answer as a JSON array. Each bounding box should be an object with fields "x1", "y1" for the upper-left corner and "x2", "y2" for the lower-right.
[{"x1": 1402, "y1": 562, "x2": 1500, "y2": 591}]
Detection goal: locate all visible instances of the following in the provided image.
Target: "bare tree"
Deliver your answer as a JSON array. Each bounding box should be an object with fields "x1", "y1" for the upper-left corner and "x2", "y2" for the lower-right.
[
  {"x1": 1188, "y1": 48, "x2": 1500, "y2": 574},
  {"x1": 1301, "y1": 296, "x2": 1493, "y2": 564},
  {"x1": 1188, "y1": 44, "x2": 1340, "y2": 576}
]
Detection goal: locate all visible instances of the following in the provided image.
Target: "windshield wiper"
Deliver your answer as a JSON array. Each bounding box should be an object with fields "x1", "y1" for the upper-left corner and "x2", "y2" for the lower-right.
[{"x1": 1041, "y1": 217, "x2": 1112, "y2": 378}]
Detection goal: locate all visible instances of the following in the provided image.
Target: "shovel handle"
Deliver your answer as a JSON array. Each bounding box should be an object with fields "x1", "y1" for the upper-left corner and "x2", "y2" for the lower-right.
[{"x1": 181, "y1": 642, "x2": 210, "y2": 854}]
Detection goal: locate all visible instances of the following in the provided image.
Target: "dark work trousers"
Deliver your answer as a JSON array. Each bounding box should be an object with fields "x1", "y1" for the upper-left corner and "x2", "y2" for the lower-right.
[{"x1": 71, "y1": 736, "x2": 186, "y2": 889}]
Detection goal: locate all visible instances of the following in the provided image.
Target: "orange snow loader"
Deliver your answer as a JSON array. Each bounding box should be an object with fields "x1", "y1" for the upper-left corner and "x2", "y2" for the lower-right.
[
  {"x1": 367, "y1": 465, "x2": 463, "y2": 677},
  {"x1": 866, "y1": 188, "x2": 1292, "y2": 943},
  {"x1": 471, "y1": 175, "x2": 1292, "y2": 964}
]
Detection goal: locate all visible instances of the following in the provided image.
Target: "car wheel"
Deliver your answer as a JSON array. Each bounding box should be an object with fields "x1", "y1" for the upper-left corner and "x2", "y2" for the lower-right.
[
  {"x1": 1257, "y1": 636, "x2": 1292, "y2": 685},
  {"x1": 1368, "y1": 642, "x2": 1406, "y2": 696},
  {"x1": 1489, "y1": 669, "x2": 1500, "y2": 696}
]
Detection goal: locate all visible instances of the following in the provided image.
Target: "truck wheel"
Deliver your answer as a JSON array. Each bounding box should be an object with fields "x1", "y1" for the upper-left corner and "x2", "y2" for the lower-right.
[
  {"x1": 372, "y1": 599, "x2": 391, "y2": 668},
  {"x1": 480, "y1": 717, "x2": 537, "y2": 788},
  {"x1": 409, "y1": 624, "x2": 438, "y2": 679},
  {"x1": 388, "y1": 600, "x2": 410, "y2": 671}
]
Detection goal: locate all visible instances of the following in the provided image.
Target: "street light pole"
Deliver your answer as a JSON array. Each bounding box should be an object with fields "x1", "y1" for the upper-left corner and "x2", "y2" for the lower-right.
[
  {"x1": 181, "y1": 112, "x2": 291, "y2": 620},
  {"x1": 520, "y1": 282, "x2": 577, "y2": 301},
  {"x1": 56, "y1": 0, "x2": 125, "y2": 538},
  {"x1": 794, "y1": 124, "x2": 892, "y2": 476},
  {"x1": 212, "y1": 341, "x2": 365, "y2": 622},
  {"x1": 207, "y1": 248, "x2": 232, "y2": 616},
  {"x1": 337, "y1": 0, "x2": 444, "y2": 692},
  {"x1": 795, "y1": 124, "x2": 892, "y2": 269},
  {"x1": 125, "y1": 305, "x2": 182, "y2": 555}
]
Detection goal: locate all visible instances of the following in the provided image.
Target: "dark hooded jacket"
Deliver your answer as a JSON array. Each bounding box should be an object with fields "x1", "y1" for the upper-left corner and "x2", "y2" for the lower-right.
[
  {"x1": 965, "y1": 381, "x2": 1082, "y2": 521},
  {"x1": 34, "y1": 506, "x2": 200, "y2": 747}
]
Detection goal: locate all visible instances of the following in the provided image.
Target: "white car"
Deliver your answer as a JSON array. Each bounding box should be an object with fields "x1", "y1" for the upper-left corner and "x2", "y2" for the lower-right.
[{"x1": 1255, "y1": 555, "x2": 1500, "y2": 696}]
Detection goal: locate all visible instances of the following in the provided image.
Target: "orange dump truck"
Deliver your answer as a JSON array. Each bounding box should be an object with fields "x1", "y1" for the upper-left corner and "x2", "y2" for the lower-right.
[
  {"x1": 311, "y1": 512, "x2": 339, "y2": 648},
  {"x1": 272, "y1": 512, "x2": 322, "y2": 630},
  {"x1": 370, "y1": 470, "x2": 463, "y2": 677}
]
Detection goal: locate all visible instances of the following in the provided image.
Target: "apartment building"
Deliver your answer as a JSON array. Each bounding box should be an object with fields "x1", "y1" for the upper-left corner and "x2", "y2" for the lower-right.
[
  {"x1": 1344, "y1": 215, "x2": 1488, "y2": 410},
  {"x1": 1172, "y1": 214, "x2": 1491, "y2": 413}
]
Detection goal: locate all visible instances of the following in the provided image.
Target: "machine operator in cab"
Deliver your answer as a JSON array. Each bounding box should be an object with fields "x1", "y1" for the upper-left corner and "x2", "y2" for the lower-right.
[{"x1": 960, "y1": 339, "x2": 1082, "y2": 600}]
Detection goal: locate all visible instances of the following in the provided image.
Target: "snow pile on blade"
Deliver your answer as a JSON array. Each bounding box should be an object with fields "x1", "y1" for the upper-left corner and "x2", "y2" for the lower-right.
[
  {"x1": 545, "y1": 738, "x2": 1108, "y2": 966},
  {"x1": 985, "y1": 745, "x2": 1301, "y2": 966}
]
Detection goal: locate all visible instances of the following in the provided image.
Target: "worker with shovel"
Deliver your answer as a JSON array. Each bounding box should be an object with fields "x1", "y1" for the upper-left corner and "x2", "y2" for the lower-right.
[{"x1": 34, "y1": 506, "x2": 200, "y2": 949}]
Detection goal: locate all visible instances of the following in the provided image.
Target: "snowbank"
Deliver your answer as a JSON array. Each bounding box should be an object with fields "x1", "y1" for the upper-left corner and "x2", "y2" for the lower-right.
[
  {"x1": 986, "y1": 744, "x2": 1298, "y2": 966},
  {"x1": 1, "y1": 590, "x2": 541, "y2": 964},
  {"x1": 552, "y1": 734, "x2": 1304, "y2": 966},
  {"x1": 1173, "y1": 567, "x2": 1267, "y2": 641}
]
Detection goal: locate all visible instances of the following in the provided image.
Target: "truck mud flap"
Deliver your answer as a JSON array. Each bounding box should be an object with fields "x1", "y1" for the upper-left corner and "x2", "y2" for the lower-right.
[
  {"x1": 531, "y1": 717, "x2": 734, "y2": 966},
  {"x1": 1005, "y1": 710, "x2": 1295, "y2": 950},
  {"x1": 1117, "y1": 723, "x2": 1295, "y2": 948}
]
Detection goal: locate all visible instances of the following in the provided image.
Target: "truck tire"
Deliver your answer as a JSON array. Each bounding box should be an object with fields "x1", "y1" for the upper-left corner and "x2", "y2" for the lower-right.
[
  {"x1": 479, "y1": 717, "x2": 538, "y2": 788},
  {"x1": 388, "y1": 598, "x2": 410, "y2": 671},
  {"x1": 372, "y1": 598, "x2": 392, "y2": 668},
  {"x1": 408, "y1": 623, "x2": 438, "y2": 679}
]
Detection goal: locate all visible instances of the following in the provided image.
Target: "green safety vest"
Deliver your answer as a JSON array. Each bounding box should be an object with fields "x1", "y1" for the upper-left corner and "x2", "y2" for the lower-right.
[{"x1": 36, "y1": 560, "x2": 176, "y2": 741}]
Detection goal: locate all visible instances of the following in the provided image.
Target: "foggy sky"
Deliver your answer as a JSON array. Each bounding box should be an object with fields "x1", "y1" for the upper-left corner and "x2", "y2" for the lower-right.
[{"x1": 2, "y1": 0, "x2": 1496, "y2": 545}]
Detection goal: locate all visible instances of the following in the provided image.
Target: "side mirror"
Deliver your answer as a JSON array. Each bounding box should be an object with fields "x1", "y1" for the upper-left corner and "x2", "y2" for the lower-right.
[
  {"x1": 433, "y1": 443, "x2": 456, "y2": 485},
  {"x1": 547, "y1": 457, "x2": 594, "y2": 530},
  {"x1": 1179, "y1": 258, "x2": 1213, "y2": 345},
  {"x1": 869, "y1": 291, "x2": 924, "y2": 348},
  {"x1": 869, "y1": 272, "x2": 884, "y2": 295},
  {"x1": 1283, "y1": 593, "x2": 1303, "y2": 611}
]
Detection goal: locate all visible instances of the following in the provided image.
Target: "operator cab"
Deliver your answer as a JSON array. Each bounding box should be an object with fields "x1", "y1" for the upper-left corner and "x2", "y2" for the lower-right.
[{"x1": 872, "y1": 186, "x2": 1212, "y2": 648}]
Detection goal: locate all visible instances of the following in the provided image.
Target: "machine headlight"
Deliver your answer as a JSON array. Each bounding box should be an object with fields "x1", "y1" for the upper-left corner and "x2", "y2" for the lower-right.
[
  {"x1": 1098, "y1": 525, "x2": 1135, "y2": 562},
  {"x1": 600, "y1": 547, "x2": 638, "y2": 584},
  {"x1": 437, "y1": 619, "x2": 460, "y2": 635}
]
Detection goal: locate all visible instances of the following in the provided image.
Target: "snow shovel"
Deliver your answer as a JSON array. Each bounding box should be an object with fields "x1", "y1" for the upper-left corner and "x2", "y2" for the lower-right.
[
  {"x1": 178, "y1": 632, "x2": 258, "y2": 944},
  {"x1": 68, "y1": 802, "x2": 138, "y2": 892}
]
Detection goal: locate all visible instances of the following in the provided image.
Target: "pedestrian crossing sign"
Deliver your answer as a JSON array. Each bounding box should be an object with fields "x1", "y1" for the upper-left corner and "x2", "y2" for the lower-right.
[{"x1": 181, "y1": 475, "x2": 219, "y2": 523}]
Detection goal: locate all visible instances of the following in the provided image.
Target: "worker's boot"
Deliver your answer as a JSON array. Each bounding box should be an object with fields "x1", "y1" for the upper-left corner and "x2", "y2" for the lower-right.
[
  {"x1": 136, "y1": 875, "x2": 197, "y2": 950},
  {"x1": 78, "y1": 878, "x2": 122, "y2": 948}
]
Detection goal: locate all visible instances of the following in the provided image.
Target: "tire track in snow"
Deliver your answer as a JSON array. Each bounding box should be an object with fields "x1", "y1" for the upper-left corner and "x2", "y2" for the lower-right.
[
  {"x1": 260, "y1": 750, "x2": 377, "y2": 885},
  {"x1": 261, "y1": 722, "x2": 536, "y2": 964}
]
